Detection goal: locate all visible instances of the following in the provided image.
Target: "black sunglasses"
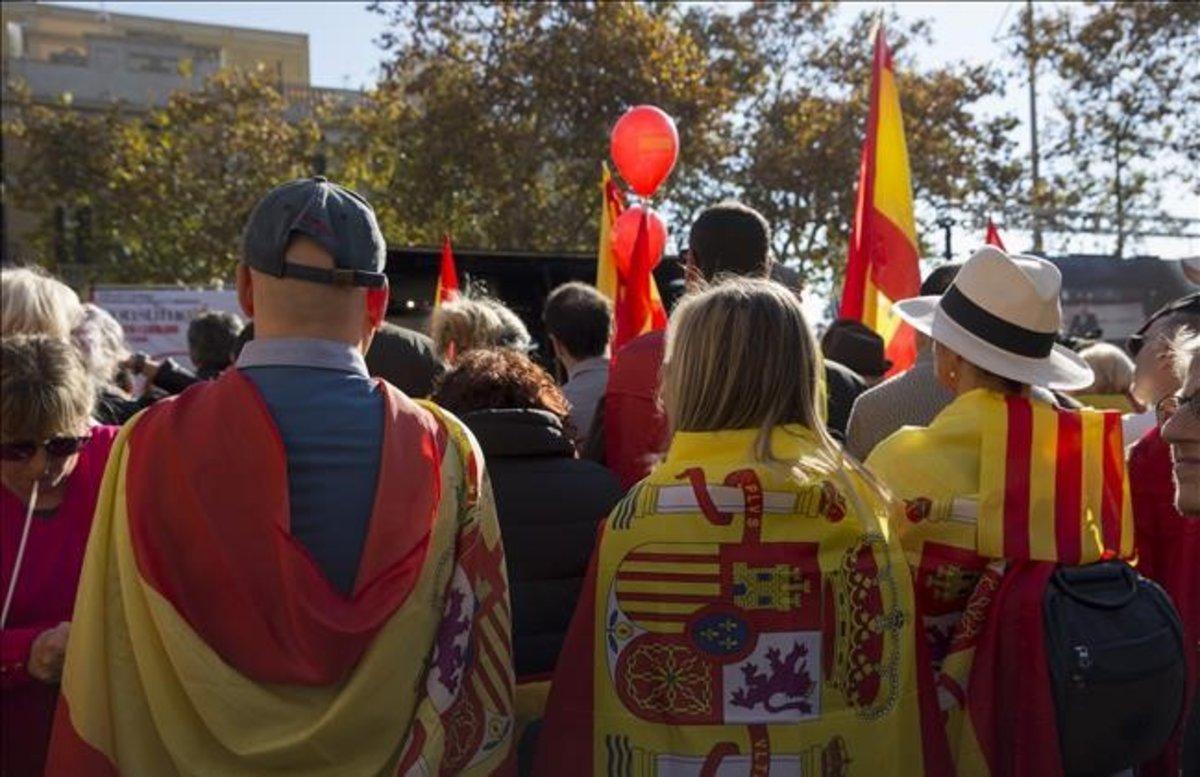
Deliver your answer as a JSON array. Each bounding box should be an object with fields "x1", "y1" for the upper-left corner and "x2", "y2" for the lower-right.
[{"x1": 0, "y1": 434, "x2": 93, "y2": 462}]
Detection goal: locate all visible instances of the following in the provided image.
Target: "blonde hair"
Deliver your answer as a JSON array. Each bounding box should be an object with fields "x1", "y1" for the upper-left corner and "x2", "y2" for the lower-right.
[
  {"x1": 662, "y1": 277, "x2": 891, "y2": 511},
  {"x1": 1, "y1": 266, "x2": 83, "y2": 339},
  {"x1": 1077, "y1": 342, "x2": 1134, "y2": 395},
  {"x1": 1, "y1": 334, "x2": 96, "y2": 442},
  {"x1": 431, "y1": 296, "x2": 531, "y2": 359},
  {"x1": 663, "y1": 278, "x2": 827, "y2": 459}
]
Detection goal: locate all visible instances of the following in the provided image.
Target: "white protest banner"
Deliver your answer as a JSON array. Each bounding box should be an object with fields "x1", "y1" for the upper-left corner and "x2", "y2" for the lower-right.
[{"x1": 92, "y1": 286, "x2": 241, "y2": 371}]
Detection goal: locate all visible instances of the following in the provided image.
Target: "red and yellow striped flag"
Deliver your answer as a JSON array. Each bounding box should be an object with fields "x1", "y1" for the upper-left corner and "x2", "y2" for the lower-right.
[
  {"x1": 840, "y1": 24, "x2": 921, "y2": 375},
  {"x1": 596, "y1": 163, "x2": 624, "y2": 303},
  {"x1": 597, "y1": 163, "x2": 667, "y2": 351},
  {"x1": 867, "y1": 390, "x2": 1134, "y2": 775},
  {"x1": 435, "y1": 233, "x2": 460, "y2": 307}
]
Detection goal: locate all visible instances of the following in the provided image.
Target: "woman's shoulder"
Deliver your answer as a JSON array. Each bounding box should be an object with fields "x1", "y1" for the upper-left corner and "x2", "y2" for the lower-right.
[{"x1": 866, "y1": 424, "x2": 936, "y2": 468}]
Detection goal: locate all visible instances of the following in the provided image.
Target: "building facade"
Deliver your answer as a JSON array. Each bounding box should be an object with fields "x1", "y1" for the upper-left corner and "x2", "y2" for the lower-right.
[
  {"x1": 2, "y1": 3, "x2": 308, "y2": 109},
  {"x1": 1, "y1": 2, "x2": 324, "y2": 263}
]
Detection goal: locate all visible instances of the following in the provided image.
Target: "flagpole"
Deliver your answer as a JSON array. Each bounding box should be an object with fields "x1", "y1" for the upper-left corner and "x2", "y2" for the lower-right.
[{"x1": 1025, "y1": 0, "x2": 1043, "y2": 252}]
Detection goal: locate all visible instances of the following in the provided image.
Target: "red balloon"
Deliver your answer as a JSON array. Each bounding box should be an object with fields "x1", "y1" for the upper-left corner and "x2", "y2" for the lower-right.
[
  {"x1": 610, "y1": 105, "x2": 679, "y2": 197},
  {"x1": 611, "y1": 206, "x2": 667, "y2": 278}
]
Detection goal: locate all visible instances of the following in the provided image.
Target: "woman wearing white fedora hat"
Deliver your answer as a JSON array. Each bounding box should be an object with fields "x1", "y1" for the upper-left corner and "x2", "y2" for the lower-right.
[{"x1": 866, "y1": 247, "x2": 1184, "y2": 775}]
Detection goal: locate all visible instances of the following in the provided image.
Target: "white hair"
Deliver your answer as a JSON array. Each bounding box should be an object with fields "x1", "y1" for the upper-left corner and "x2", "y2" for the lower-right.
[
  {"x1": 430, "y1": 295, "x2": 532, "y2": 358},
  {"x1": 0, "y1": 266, "x2": 83, "y2": 339},
  {"x1": 72, "y1": 303, "x2": 131, "y2": 385},
  {"x1": 479, "y1": 298, "x2": 532, "y2": 353},
  {"x1": 1078, "y1": 342, "x2": 1135, "y2": 395},
  {"x1": 1169, "y1": 328, "x2": 1200, "y2": 383}
]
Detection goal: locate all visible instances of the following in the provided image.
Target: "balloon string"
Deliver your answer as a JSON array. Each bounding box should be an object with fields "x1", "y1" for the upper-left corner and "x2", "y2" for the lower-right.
[{"x1": 1, "y1": 480, "x2": 39, "y2": 630}]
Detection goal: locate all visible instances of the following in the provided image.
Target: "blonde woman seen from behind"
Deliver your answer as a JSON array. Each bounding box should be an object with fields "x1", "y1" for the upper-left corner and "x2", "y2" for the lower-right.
[{"x1": 534, "y1": 278, "x2": 945, "y2": 776}]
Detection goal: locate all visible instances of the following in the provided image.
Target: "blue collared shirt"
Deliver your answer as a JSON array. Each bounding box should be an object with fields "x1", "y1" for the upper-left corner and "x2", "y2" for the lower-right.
[
  {"x1": 562, "y1": 356, "x2": 609, "y2": 443},
  {"x1": 237, "y1": 338, "x2": 383, "y2": 595}
]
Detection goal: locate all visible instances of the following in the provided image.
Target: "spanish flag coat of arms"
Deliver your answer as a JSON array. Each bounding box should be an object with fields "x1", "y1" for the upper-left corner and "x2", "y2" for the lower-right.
[
  {"x1": 535, "y1": 425, "x2": 950, "y2": 776},
  {"x1": 47, "y1": 371, "x2": 515, "y2": 775},
  {"x1": 867, "y1": 389, "x2": 1133, "y2": 775}
]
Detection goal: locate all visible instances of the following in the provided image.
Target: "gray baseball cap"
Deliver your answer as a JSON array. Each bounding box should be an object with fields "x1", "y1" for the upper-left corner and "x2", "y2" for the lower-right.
[{"x1": 242, "y1": 176, "x2": 387, "y2": 288}]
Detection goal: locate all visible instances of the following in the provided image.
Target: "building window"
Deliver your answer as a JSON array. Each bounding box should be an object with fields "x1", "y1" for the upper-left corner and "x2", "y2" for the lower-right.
[
  {"x1": 48, "y1": 47, "x2": 87, "y2": 66},
  {"x1": 126, "y1": 51, "x2": 179, "y2": 75}
]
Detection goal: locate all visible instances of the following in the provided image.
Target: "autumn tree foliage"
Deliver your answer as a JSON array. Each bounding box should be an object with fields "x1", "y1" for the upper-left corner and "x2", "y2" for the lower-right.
[
  {"x1": 4, "y1": 1, "x2": 1193, "y2": 285},
  {"x1": 4, "y1": 67, "x2": 321, "y2": 284}
]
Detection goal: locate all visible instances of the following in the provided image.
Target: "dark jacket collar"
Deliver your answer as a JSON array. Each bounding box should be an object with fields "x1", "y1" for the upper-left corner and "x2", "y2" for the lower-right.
[{"x1": 459, "y1": 409, "x2": 575, "y2": 459}]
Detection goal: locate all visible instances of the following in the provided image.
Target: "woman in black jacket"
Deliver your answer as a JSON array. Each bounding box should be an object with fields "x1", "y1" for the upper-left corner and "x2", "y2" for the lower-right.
[{"x1": 433, "y1": 348, "x2": 623, "y2": 680}]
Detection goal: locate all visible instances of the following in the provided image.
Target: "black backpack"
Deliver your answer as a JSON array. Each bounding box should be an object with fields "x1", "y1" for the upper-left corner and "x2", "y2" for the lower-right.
[{"x1": 1043, "y1": 560, "x2": 1187, "y2": 776}]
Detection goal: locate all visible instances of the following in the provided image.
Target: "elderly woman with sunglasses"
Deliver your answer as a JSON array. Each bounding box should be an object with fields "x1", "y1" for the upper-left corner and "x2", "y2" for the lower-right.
[{"x1": 1, "y1": 335, "x2": 118, "y2": 776}]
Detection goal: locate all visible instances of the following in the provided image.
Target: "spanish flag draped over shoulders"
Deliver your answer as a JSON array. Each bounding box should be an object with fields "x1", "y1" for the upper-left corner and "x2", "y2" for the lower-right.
[
  {"x1": 48, "y1": 370, "x2": 515, "y2": 775},
  {"x1": 840, "y1": 24, "x2": 922, "y2": 375},
  {"x1": 535, "y1": 425, "x2": 950, "y2": 776},
  {"x1": 867, "y1": 389, "x2": 1133, "y2": 775}
]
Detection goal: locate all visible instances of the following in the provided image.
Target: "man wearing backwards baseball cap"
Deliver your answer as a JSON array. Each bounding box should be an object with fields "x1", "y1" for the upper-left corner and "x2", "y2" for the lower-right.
[
  {"x1": 48, "y1": 178, "x2": 515, "y2": 775},
  {"x1": 867, "y1": 246, "x2": 1151, "y2": 775}
]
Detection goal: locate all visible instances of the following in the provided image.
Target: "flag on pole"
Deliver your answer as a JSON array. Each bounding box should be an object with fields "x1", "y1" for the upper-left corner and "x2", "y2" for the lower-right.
[
  {"x1": 984, "y1": 218, "x2": 1008, "y2": 251},
  {"x1": 597, "y1": 163, "x2": 667, "y2": 353},
  {"x1": 613, "y1": 210, "x2": 654, "y2": 352},
  {"x1": 840, "y1": 24, "x2": 922, "y2": 375},
  {"x1": 434, "y1": 233, "x2": 459, "y2": 307},
  {"x1": 596, "y1": 163, "x2": 624, "y2": 303}
]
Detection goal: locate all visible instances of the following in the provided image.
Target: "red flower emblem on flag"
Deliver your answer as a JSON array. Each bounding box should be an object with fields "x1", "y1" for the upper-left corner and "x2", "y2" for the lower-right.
[{"x1": 619, "y1": 639, "x2": 714, "y2": 721}]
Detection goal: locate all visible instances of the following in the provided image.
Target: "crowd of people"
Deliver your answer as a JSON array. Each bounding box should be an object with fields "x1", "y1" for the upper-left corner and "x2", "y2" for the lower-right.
[{"x1": 0, "y1": 176, "x2": 1195, "y2": 776}]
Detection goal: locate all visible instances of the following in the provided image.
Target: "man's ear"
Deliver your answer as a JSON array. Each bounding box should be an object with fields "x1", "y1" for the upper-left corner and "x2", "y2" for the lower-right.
[
  {"x1": 366, "y1": 282, "x2": 389, "y2": 330},
  {"x1": 236, "y1": 264, "x2": 254, "y2": 318}
]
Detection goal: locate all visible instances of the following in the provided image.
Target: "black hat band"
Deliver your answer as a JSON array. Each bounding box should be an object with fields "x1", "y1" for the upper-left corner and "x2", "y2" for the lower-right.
[
  {"x1": 939, "y1": 285, "x2": 1055, "y2": 359},
  {"x1": 280, "y1": 262, "x2": 387, "y2": 289}
]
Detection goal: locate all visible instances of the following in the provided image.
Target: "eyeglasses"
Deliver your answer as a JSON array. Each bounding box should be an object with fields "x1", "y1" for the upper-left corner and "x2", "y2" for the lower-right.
[
  {"x1": 0, "y1": 435, "x2": 92, "y2": 462},
  {"x1": 1157, "y1": 393, "x2": 1199, "y2": 424}
]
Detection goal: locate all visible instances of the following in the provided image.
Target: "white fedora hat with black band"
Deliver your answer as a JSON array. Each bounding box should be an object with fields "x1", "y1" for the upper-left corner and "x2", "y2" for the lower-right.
[{"x1": 893, "y1": 246, "x2": 1094, "y2": 391}]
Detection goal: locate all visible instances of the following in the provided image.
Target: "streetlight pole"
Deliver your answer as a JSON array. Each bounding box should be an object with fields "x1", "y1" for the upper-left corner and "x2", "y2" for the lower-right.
[{"x1": 1026, "y1": 0, "x2": 1044, "y2": 253}]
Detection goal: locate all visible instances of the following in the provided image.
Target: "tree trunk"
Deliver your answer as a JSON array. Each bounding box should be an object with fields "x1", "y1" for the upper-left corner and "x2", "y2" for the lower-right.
[{"x1": 1113, "y1": 132, "x2": 1125, "y2": 259}]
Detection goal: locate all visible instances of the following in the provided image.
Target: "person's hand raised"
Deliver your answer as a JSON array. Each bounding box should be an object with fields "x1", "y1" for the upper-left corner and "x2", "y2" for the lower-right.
[{"x1": 27, "y1": 621, "x2": 70, "y2": 684}]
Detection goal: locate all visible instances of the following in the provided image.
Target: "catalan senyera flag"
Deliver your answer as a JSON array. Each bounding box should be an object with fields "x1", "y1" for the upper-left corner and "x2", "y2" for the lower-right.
[
  {"x1": 840, "y1": 24, "x2": 922, "y2": 375},
  {"x1": 984, "y1": 219, "x2": 1008, "y2": 251},
  {"x1": 48, "y1": 371, "x2": 515, "y2": 775},
  {"x1": 535, "y1": 425, "x2": 952, "y2": 776},
  {"x1": 435, "y1": 233, "x2": 460, "y2": 306},
  {"x1": 597, "y1": 163, "x2": 667, "y2": 353},
  {"x1": 867, "y1": 389, "x2": 1133, "y2": 775}
]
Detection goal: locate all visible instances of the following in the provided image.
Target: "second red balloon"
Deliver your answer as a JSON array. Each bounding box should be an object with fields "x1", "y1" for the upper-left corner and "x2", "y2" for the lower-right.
[{"x1": 611, "y1": 206, "x2": 667, "y2": 278}]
